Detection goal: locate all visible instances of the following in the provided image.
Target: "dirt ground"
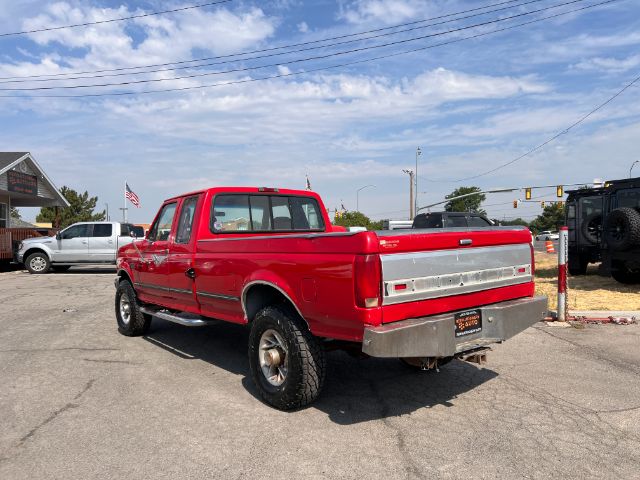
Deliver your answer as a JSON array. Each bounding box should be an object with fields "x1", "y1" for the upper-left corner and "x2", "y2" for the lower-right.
[{"x1": 534, "y1": 252, "x2": 639, "y2": 311}]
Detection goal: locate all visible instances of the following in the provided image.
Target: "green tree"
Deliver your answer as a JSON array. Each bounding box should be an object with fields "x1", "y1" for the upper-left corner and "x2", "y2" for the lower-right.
[
  {"x1": 498, "y1": 217, "x2": 529, "y2": 227},
  {"x1": 36, "y1": 186, "x2": 105, "y2": 228},
  {"x1": 529, "y1": 203, "x2": 565, "y2": 233},
  {"x1": 10, "y1": 207, "x2": 21, "y2": 220},
  {"x1": 334, "y1": 211, "x2": 382, "y2": 230},
  {"x1": 444, "y1": 186, "x2": 486, "y2": 214}
]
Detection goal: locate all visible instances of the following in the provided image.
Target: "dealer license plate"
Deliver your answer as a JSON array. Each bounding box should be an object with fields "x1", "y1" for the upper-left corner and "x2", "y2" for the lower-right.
[{"x1": 454, "y1": 309, "x2": 482, "y2": 337}]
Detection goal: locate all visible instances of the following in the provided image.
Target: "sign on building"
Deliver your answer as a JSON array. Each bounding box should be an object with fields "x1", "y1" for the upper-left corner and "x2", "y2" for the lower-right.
[{"x1": 7, "y1": 170, "x2": 38, "y2": 195}]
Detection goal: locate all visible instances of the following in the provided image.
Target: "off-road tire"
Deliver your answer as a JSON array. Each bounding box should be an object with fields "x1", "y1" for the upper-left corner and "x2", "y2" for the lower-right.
[
  {"x1": 52, "y1": 265, "x2": 71, "y2": 272},
  {"x1": 248, "y1": 306, "x2": 326, "y2": 410},
  {"x1": 604, "y1": 208, "x2": 640, "y2": 251},
  {"x1": 611, "y1": 261, "x2": 640, "y2": 285},
  {"x1": 581, "y1": 213, "x2": 602, "y2": 245},
  {"x1": 115, "y1": 280, "x2": 152, "y2": 336},
  {"x1": 25, "y1": 252, "x2": 50, "y2": 274}
]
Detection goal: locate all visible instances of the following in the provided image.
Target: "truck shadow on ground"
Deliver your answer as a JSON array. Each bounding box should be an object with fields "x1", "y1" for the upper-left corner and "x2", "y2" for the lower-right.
[{"x1": 143, "y1": 319, "x2": 498, "y2": 425}]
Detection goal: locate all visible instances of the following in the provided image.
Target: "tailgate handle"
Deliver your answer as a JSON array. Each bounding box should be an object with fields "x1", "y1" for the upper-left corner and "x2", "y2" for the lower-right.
[{"x1": 459, "y1": 239, "x2": 473, "y2": 246}]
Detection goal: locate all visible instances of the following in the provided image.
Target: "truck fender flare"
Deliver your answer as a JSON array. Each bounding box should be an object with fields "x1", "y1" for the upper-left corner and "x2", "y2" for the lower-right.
[
  {"x1": 23, "y1": 247, "x2": 51, "y2": 262},
  {"x1": 241, "y1": 280, "x2": 309, "y2": 331},
  {"x1": 116, "y1": 263, "x2": 135, "y2": 287}
]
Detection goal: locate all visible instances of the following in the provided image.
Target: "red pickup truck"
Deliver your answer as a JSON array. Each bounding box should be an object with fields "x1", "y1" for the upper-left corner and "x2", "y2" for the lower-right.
[{"x1": 115, "y1": 186, "x2": 547, "y2": 410}]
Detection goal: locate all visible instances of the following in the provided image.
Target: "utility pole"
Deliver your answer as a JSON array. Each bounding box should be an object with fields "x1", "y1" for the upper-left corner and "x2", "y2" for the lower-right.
[
  {"x1": 105, "y1": 203, "x2": 109, "y2": 221},
  {"x1": 402, "y1": 169, "x2": 415, "y2": 220},
  {"x1": 415, "y1": 147, "x2": 421, "y2": 216}
]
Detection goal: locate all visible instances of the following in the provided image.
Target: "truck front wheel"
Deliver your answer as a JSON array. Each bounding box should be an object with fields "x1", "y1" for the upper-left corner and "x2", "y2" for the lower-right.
[
  {"x1": 248, "y1": 306, "x2": 326, "y2": 410},
  {"x1": 115, "y1": 280, "x2": 152, "y2": 336},
  {"x1": 25, "y1": 252, "x2": 50, "y2": 274}
]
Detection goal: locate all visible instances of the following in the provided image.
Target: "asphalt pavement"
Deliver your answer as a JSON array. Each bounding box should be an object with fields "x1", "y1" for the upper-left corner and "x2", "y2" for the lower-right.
[{"x1": 1, "y1": 269, "x2": 639, "y2": 479}]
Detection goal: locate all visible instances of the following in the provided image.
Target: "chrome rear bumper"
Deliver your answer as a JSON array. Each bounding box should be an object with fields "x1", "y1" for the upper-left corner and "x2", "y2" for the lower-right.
[{"x1": 362, "y1": 296, "x2": 548, "y2": 358}]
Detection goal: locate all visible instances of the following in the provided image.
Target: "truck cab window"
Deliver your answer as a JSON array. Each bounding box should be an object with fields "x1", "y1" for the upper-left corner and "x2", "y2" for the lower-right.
[
  {"x1": 616, "y1": 188, "x2": 640, "y2": 209},
  {"x1": 61, "y1": 224, "x2": 89, "y2": 239},
  {"x1": 212, "y1": 195, "x2": 250, "y2": 232},
  {"x1": 446, "y1": 216, "x2": 467, "y2": 228},
  {"x1": 290, "y1": 197, "x2": 323, "y2": 230},
  {"x1": 92, "y1": 224, "x2": 112, "y2": 237},
  {"x1": 148, "y1": 203, "x2": 177, "y2": 241},
  {"x1": 250, "y1": 195, "x2": 271, "y2": 231},
  {"x1": 271, "y1": 197, "x2": 292, "y2": 230},
  {"x1": 176, "y1": 197, "x2": 198, "y2": 243}
]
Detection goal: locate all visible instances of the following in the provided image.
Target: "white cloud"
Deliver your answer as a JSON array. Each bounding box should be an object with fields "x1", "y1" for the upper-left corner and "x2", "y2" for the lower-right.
[
  {"x1": 297, "y1": 21, "x2": 309, "y2": 33},
  {"x1": 573, "y1": 54, "x2": 640, "y2": 73},
  {"x1": 339, "y1": 0, "x2": 432, "y2": 25},
  {"x1": 3, "y1": 2, "x2": 277, "y2": 78}
]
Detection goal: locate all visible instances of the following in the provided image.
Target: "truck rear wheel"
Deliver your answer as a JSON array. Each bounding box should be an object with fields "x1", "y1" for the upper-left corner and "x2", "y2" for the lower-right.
[
  {"x1": 25, "y1": 252, "x2": 50, "y2": 274},
  {"x1": 115, "y1": 280, "x2": 152, "y2": 336},
  {"x1": 611, "y1": 261, "x2": 640, "y2": 285},
  {"x1": 248, "y1": 306, "x2": 326, "y2": 410}
]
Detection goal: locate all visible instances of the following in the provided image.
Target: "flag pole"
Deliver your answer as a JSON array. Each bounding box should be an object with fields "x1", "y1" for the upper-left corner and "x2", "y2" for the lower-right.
[{"x1": 123, "y1": 181, "x2": 128, "y2": 223}]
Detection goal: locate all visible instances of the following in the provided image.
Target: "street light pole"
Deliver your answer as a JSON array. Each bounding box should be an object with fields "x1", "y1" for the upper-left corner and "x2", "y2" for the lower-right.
[
  {"x1": 415, "y1": 147, "x2": 421, "y2": 216},
  {"x1": 356, "y1": 184, "x2": 376, "y2": 212},
  {"x1": 630, "y1": 160, "x2": 639, "y2": 178},
  {"x1": 402, "y1": 169, "x2": 415, "y2": 219}
]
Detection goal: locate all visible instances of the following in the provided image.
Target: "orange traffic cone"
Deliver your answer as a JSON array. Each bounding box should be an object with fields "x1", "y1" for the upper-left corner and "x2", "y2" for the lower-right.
[{"x1": 545, "y1": 240, "x2": 556, "y2": 254}]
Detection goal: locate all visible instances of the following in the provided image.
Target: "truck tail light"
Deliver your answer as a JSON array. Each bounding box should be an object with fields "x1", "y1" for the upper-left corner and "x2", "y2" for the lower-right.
[
  {"x1": 530, "y1": 243, "x2": 536, "y2": 276},
  {"x1": 354, "y1": 254, "x2": 382, "y2": 308}
]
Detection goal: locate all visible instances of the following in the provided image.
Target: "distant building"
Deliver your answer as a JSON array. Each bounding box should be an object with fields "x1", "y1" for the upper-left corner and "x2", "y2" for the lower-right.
[{"x1": 0, "y1": 152, "x2": 69, "y2": 228}]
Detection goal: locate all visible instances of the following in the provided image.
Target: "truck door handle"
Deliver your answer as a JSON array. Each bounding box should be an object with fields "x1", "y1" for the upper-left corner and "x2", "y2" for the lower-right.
[
  {"x1": 185, "y1": 268, "x2": 196, "y2": 279},
  {"x1": 82, "y1": 241, "x2": 88, "y2": 244}
]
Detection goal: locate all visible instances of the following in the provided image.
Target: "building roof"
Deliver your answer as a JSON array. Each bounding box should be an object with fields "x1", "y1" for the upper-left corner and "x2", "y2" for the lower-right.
[
  {"x1": 0, "y1": 152, "x2": 29, "y2": 170},
  {"x1": 0, "y1": 152, "x2": 69, "y2": 208}
]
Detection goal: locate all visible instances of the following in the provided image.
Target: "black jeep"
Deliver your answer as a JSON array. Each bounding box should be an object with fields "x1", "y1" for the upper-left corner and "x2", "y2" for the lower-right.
[{"x1": 566, "y1": 177, "x2": 640, "y2": 284}]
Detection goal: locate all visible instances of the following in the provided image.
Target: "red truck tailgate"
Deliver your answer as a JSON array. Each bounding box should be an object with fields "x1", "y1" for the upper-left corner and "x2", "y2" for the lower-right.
[{"x1": 376, "y1": 227, "x2": 535, "y2": 323}]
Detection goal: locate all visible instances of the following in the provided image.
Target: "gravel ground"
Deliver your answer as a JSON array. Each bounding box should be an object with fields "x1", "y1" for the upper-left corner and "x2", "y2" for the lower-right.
[{"x1": 1, "y1": 268, "x2": 640, "y2": 479}]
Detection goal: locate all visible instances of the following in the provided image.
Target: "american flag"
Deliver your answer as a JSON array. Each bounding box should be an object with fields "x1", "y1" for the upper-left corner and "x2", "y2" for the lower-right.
[{"x1": 125, "y1": 183, "x2": 140, "y2": 208}]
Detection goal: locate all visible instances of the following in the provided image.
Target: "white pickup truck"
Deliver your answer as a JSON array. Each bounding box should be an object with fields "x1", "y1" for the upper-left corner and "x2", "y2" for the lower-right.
[{"x1": 16, "y1": 222, "x2": 141, "y2": 274}]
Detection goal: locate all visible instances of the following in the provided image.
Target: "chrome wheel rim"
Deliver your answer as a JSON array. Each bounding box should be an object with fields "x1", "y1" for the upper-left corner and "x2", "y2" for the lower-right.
[
  {"x1": 258, "y1": 329, "x2": 288, "y2": 387},
  {"x1": 119, "y1": 293, "x2": 132, "y2": 325},
  {"x1": 29, "y1": 256, "x2": 47, "y2": 272}
]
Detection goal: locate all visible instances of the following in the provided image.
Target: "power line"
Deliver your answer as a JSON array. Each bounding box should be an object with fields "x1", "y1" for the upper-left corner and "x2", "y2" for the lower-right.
[
  {"x1": 0, "y1": 0, "x2": 548, "y2": 84},
  {"x1": 0, "y1": 0, "x2": 537, "y2": 81},
  {"x1": 0, "y1": 0, "x2": 618, "y2": 99},
  {"x1": 0, "y1": 0, "x2": 601, "y2": 92},
  {"x1": 0, "y1": 0, "x2": 233, "y2": 38},
  {"x1": 419, "y1": 67, "x2": 640, "y2": 184}
]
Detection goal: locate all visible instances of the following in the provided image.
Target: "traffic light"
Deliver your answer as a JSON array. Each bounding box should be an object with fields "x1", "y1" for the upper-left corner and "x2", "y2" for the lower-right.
[
  {"x1": 557, "y1": 185, "x2": 564, "y2": 198},
  {"x1": 541, "y1": 201, "x2": 545, "y2": 208},
  {"x1": 513, "y1": 200, "x2": 518, "y2": 209},
  {"x1": 525, "y1": 188, "x2": 532, "y2": 200}
]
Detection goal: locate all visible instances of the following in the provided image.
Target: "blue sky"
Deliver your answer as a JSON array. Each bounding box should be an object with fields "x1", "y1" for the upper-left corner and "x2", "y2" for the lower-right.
[{"x1": 1, "y1": 0, "x2": 639, "y2": 223}]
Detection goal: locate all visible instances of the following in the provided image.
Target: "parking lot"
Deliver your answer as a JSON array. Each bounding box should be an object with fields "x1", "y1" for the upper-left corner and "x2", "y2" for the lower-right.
[{"x1": 1, "y1": 269, "x2": 640, "y2": 479}]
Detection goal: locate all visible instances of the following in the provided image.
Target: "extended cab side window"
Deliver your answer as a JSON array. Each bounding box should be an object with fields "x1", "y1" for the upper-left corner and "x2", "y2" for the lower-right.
[
  {"x1": 212, "y1": 195, "x2": 251, "y2": 232},
  {"x1": 468, "y1": 216, "x2": 491, "y2": 227},
  {"x1": 92, "y1": 224, "x2": 112, "y2": 237},
  {"x1": 289, "y1": 196, "x2": 323, "y2": 230},
  {"x1": 148, "y1": 203, "x2": 177, "y2": 242},
  {"x1": 175, "y1": 197, "x2": 199, "y2": 243},
  {"x1": 445, "y1": 216, "x2": 467, "y2": 228},
  {"x1": 61, "y1": 224, "x2": 89, "y2": 239}
]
